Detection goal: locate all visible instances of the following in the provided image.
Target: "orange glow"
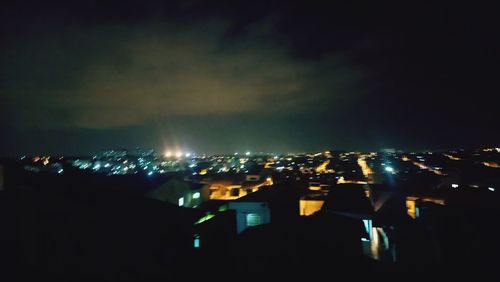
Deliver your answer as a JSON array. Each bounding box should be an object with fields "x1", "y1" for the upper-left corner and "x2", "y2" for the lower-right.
[
  {"x1": 483, "y1": 162, "x2": 500, "y2": 168},
  {"x1": 300, "y1": 199, "x2": 324, "y2": 216},
  {"x1": 199, "y1": 168, "x2": 208, "y2": 175},
  {"x1": 264, "y1": 161, "x2": 274, "y2": 168},
  {"x1": 443, "y1": 154, "x2": 461, "y2": 161},
  {"x1": 421, "y1": 197, "x2": 445, "y2": 205},
  {"x1": 406, "y1": 196, "x2": 445, "y2": 219},
  {"x1": 406, "y1": 197, "x2": 418, "y2": 219},
  {"x1": 315, "y1": 160, "x2": 330, "y2": 173},
  {"x1": 370, "y1": 227, "x2": 381, "y2": 260},
  {"x1": 401, "y1": 156, "x2": 410, "y2": 161},
  {"x1": 411, "y1": 161, "x2": 446, "y2": 176},
  {"x1": 357, "y1": 155, "x2": 374, "y2": 183},
  {"x1": 265, "y1": 177, "x2": 273, "y2": 186},
  {"x1": 208, "y1": 177, "x2": 273, "y2": 200},
  {"x1": 337, "y1": 176, "x2": 367, "y2": 185},
  {"x1": 209, "y1": 184, "x2": 244, "y2": 200},
  {"x1": 250, "y1": 177, "x2": 274, "y2": 190}
]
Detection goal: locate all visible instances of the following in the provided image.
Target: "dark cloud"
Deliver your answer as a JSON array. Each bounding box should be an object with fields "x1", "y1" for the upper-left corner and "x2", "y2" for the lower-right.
[
  {"x1": 1, "y1": 20, "x2": 366, "y2": 130},
  {"x1": 1, "y1": 0, "x2": 499, "y2": 155}
]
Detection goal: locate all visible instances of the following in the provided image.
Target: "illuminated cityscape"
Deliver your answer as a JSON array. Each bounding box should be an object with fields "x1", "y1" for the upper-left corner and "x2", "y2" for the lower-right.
[
  {"x1": 2, "y1": 146, "x2": 500, "y2": 278},
  {"x1": 1, "y1": 0, "x2": 500, "y2": 279}
]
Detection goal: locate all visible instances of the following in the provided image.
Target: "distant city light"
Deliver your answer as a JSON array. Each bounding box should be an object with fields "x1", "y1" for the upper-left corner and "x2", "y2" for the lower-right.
[
  {"x1": 185, "y1": 153, "x2": 191, "y2": 157},
  {"x1": 245, "y1": 151, "x2": 251, "y2": 156},
  {"x1": 193, "y1": 192, "x2": 200, "y2": 199},
  {"x1": 165, "y1": 151, "x2": 172, "y2": 157},
  {"x1": 451, "y1": 184, "x2": 459, "y2": 188},
  {"x1": 489, "y1": 187, "x2": 495, "y2": 192},
  {"x1": 175, "y1": 151, "x2": 183, "y2": 158},
  {"x1": 384, "y1": 166, "x2": 394, "y2": 173},
  {"x1": 178, "y1": 197, "x2": 184, "y2": 206},
  {"x1": 57, "y1": 169, "x2": 63, "y2": 174},
  {"x1": 147, "y1": 171, "x2": 153, "y2": 176}
]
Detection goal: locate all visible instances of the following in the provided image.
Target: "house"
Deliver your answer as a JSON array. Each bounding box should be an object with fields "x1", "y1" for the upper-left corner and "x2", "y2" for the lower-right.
[
  {"x1": 227, "y1": 211, "x2": 368, "y2": 276},
  {"x1": 147, "y1": 177, "x2": 210, "y2": 207},
  {"x1": 228, "y1": 201, "x2": 270, "y2": 234},
  {"x1": 227, "y1": 182, "x2": 299, "y2": 234},
  {"x1": 322, "y1": 184, "x2": 374, "y2": 235},
  {"x1": 203, "y1": 174, "x2": 273, "y2": 200}
]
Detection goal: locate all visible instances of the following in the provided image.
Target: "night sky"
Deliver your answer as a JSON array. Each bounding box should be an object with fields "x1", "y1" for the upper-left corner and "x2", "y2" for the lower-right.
[{"x1": 1, "y1": 1, "x2": 499, "y2": 155}]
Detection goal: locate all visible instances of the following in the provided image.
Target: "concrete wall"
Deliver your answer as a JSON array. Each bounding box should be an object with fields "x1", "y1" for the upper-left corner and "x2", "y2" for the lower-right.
[{"x1": 228, "y1": 202, "x2": 270, "y2": 234}]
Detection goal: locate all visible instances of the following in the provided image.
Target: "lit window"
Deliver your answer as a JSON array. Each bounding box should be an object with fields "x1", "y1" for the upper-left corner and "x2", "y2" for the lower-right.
[
  {"x1": 193, "y1": 192, "x2": 200, "y2": 199},
  {"x1": 246, "y1": 213, "x2": 262, "y2": 227},
  {"x1": 362, "y1": 219, "x2": 373, "y2": 240},
  {"x1": 178, "y1": 197, "x2": 184, "y2": 206}
]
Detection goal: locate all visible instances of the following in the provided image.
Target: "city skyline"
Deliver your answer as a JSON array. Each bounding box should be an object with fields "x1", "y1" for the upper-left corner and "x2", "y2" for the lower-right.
[{"x1": 12, "y1": 146, "x2": 500, "y2": 158}]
